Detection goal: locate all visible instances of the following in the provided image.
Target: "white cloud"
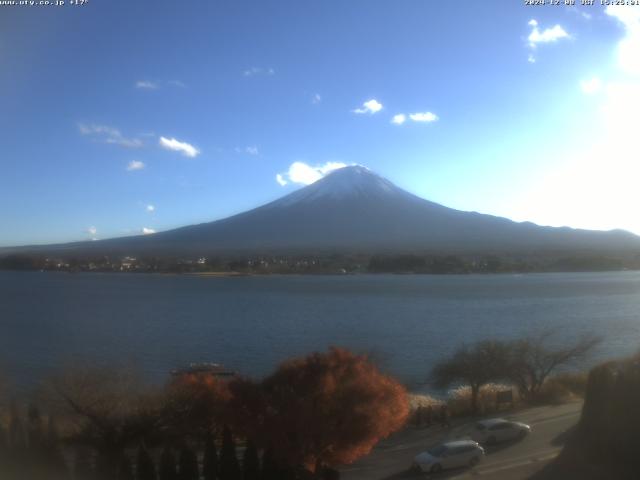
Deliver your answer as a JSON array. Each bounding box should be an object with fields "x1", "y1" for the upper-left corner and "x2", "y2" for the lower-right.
[
  {"x1": 105, "y1": 137, "x2": 143, "y2": 148},
  {"x1": 606, "y1": 5, "x2": 640, "y2": 76},
  {"x1": 312, "y1": 93, "x2": 322, "y2": 105},
  {"x1": 392, "y1": 112, "x2": 439, "y2": 124},
  {"x1": 580, "y1": 77, "x2": 603, "y2": 95},
  {"x1": 159, "y1": 136, "x2": 200, "y2": 158},
  {"x1": 86, "y1": 226, "x2": 98, "y2": 241},
  {"x1": 276, "y1": 161, "x2": 348, "y2": 186},
  {"x1": 79, "y1": 124, "x2": 118, "y2": 137},
  {"x1": 287, "y1": 162, "x2": 324, "y2": 185},
  {"x1": 607, "y1": 5, "x2": 640, "y2": 29},
  {"x1": 146, "y1": 204, "x2": 155, "y2": 212},
  {"x1": 352, "y1": 99, "x2": 383, "y2": 115},
  {"x1": 528, "y1": 20, "x2": 570, "y2": 48},
  {"x1": 79, "y1": 123, "x2": 143, "y2": 148},
  {"x1": 142, "y1": 227, "x2": 156, "y2": 235},
  {"x1": 243, "y1": 67, "x2": 275, "y2": 77},
  {"x1": 409, "y1": 111, "x2": 439, "y2": 123},
  {"x1": 126, "y1": 160, "x2": 145, "y2": 171},
  {"x1": 136, "y1": 80, "x2": 158, "y2": 90},
  {"x1": 528, "y1": 54, "x2": 537, "y2": 64},
  {"x1": 567, "y1": 7, "x2": 591, "y2": 20},
  {"x1": 236, "y1": 146, "x2": 259, "y2": 155},
  {"x1": 136, "y1": 79, "x2": 186, "y2": 89}
]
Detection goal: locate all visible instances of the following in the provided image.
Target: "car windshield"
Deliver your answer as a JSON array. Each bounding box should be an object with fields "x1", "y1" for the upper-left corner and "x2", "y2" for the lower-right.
[{"x1": 427, "y1": 445, "x2": 448, "y2": 457}]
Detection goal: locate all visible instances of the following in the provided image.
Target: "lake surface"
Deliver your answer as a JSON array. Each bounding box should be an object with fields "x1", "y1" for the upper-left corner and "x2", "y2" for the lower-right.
[{"x1": 1, "y1": 271, "x2": 640, "y2": 391}]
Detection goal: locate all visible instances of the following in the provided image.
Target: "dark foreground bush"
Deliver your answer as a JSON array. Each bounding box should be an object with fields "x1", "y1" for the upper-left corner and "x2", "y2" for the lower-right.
[
  {"x1": 533, "y1": 354, "x2": 640, "y2": 480},
  {"x1": 577, "y1": 355, "x2": 640, "y2": 473}
]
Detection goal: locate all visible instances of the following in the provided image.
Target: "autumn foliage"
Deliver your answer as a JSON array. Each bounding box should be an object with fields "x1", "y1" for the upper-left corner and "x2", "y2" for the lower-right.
[
  {"x1": 231, "y1": 347, "x2": 409, "y2": 471},
  {"x1": 163, "y1": 371, "x2": 232, "y2": 437},
  {"x1": 1, "y1": 348, "x2": 410, "y2": 478},
  {"x1": 136, "y1": 348, "x2": 408, "y2": 473}
]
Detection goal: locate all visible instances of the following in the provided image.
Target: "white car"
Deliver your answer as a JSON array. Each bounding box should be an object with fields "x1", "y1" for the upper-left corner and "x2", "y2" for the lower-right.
[
  {"x1": 471, "y1": 418, "x2": 531, "y2": 445},
  {"x1": 412, "y1": 440, "x2": 484, "y2": 473}
]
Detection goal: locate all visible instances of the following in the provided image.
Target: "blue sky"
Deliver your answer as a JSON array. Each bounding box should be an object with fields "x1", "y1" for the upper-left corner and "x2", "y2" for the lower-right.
[{"x1": 1, "y1": 0, "x2": 639, "y2": 246}]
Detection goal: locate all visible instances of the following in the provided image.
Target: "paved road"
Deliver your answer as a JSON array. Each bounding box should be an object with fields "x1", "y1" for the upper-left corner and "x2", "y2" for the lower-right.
[{"x1": 340, "y1": 402, "x2": 582, "y2": 480}]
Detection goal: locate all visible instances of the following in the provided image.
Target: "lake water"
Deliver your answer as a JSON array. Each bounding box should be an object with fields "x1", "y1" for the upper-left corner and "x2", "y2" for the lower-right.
[{"x1": 1, "y1": 271, "x2": 640, "y2": 391}]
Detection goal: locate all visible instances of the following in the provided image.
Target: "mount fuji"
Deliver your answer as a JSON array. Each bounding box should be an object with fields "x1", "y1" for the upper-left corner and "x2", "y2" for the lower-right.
[{"x1": 5, "y1": 165, "x2": 640, "y2": 256}]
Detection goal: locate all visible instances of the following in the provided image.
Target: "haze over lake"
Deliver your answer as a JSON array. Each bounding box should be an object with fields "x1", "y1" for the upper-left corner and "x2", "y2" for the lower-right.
[{"x1": 2, "y1": 270, "x2": 640, "y2": 391}]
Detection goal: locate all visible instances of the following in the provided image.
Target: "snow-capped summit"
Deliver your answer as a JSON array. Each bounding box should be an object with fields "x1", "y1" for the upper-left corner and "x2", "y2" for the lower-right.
[{"x1": 272, "y1": 165, "x2": 413, "y2": 207}]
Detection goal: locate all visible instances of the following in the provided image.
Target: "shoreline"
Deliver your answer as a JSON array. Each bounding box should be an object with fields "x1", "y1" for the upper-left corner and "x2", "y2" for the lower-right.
[{"x1": 1, "y1": 268, "x2": 639, "y2": 277}]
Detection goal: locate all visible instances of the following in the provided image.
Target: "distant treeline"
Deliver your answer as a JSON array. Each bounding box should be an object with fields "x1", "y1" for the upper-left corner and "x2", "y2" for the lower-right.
[
  {"x1": 367, "y1": 253, "x2": 638, "y2": 274},
  {"x1": 1, "y1": 251, "x2": 639, "y2": 274}
]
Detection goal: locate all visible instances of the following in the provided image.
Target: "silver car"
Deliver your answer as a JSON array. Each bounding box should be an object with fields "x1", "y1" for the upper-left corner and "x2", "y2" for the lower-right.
[
  {"x1": 412, "y1": 440, "x2": 485, "y2": 473},
  {"x1": 471, "y1": 418, "x2": 531, "y2": 445}
]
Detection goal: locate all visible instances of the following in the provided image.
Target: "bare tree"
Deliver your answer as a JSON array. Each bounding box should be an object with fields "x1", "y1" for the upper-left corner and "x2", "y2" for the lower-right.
[
  {"x1": 431, "y1": 340, "x2": 510, "y2": 415},
  {"x1": 506, "y1": 332, "x2": 601, "y2": 401},
  {"x1": 49, "y1": 365, "x2": 163, "y2": 477}
]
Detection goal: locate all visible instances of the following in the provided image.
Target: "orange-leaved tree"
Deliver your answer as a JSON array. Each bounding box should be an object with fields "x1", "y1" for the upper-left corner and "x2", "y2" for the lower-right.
[
  {"x1": 163, "y1": 371, "x2": 232, "y2": 439},
  {"x1": 231, "y1": 347, "x2": 409, "y2": 472}
]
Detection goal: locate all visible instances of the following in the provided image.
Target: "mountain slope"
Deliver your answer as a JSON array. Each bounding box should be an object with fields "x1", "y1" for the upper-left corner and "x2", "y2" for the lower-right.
[{"x1": 4, "y1": 166, "x2": 640, "y2": 256}]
